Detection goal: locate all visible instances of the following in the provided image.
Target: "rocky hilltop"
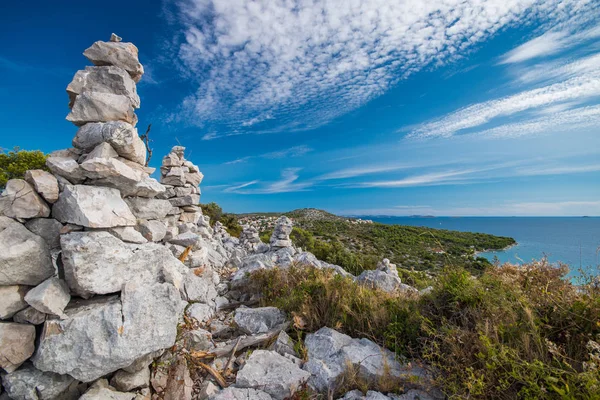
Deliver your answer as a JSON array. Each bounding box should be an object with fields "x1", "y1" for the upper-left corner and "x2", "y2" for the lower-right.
[{"x1": 0, "y1": 35, "x2": 439, "y2": 400}]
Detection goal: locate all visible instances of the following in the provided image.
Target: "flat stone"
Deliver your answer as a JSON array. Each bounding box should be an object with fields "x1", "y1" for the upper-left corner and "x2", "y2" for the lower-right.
[
  {"x1": 234, "y1": 306, "x2": 286, "y2": 335},
  {"x1": 235, "y1": 350, "x2": 310, "y2": 400},
  {"x1": 67, "y1": 65, "x2": 140, "y2": 109},
  {"x1": 85, "y1": 142, "x2": 119, "y2": 159},
  {"x1": 24, "y1": 218, "x2": 63, "y2": 249},
  {"x1": 45, "y1": 157, "x2": 85, "y2": 184},
  {"x1": 32, "y1": 282, "x2": 183, "y2": 382},
  {"x1": 0, "y1": 180, "x2": 50, "y2": 220},
  {"x1": 52, "y1": 185, "x2": 136, "y2": 228},
  {"x1": 168, "y1": 231, "x2": 199, "y2": 248},
  {"x1": 168, "y1": 194, "x2": 200, "y2": 207},
  {"x1": 79, "y1": 379, "x2": 135, "y2": 400},
  {"x1": 0, "y1": 285, "x2": 30, "y2": 319},
  {"x1": 73, "y1": 121, "x2": 146, "y2": 164},
  {"x1": 67, "y1": 91, "x2": 136, "y2": 126},
  {"x1": 83, "y1": 41, "x2": 144, "y2": 83},
  {"x1": 179, "y1": 328, "x2": 212, "y2": 352},
  {"x1": 109, "y1": 226, "x2": 148, "y2": 243},
  {"x1": 183, "y1": 271, "x2": 217, "y2": 303},
  {"x1": 24, "y1": 170, "x2": 59, "y2": 204},
  {"x1": 209, "y1": 388, "x2": 273, "y2": 400},
  {"x1": 161, "y1": 167, "x2": 186, "y2": 186},
  {"x1": 24, "y1": 277, "x2": 71, "y2": 318},
  {"x1": 110, "y1": 366, "x2": 150, "y2": 391},
  {"x1": 81, "y1": 158, "x2": 144, "y2": 190},
  {"x1": 136, "y1": 219, "x2": 166, "y2": 242},
  {"x1": 0, "y1": 216, "x2": 54, "y2": 286},
  {"x1": 2, "y1": 362, "x2": 82, "y2": 400},
  {"x1": 0, "y1": 322, "x2": 36, "y2": 373},
  {"x1": 13, "y1": 307, "x2": 46, "y2": 325},
  {"x1": 184, "y1": 172, "x2": 203, "y2": 186},
  {"x1": 124, "y1": 197, "x2": 172, "y2": 220},
  {"x1": 60, "y1": 231, "x2": 187, "y2": 298},
  {"x1": 269, "y1": 330, "x2": 297, "y2": 357},
  {"x1": 340, "y1": 390, "x2": 392, "y2": 400},
  {"x1": 162, "y1": 356, "x2": 193, "y2": 400},
  {"x1": 186, "y1": 303, "x2": 214, "y2": 324}
]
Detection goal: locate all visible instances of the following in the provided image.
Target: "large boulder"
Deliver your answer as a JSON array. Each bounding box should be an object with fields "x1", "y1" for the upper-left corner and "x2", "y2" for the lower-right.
[
  {"x1": 235, "y1": 350, "x2": 310, "y2": 400},
  {"x1": 67, "y1": 91, "x2": 136, "y2": 126},
  {"x1": 303, "y1": 327, "x2": 426, "y2": 393},
  {"x1": 73, "y1": 121, "x2": 146, "y2": 165},
  {"x1": 80, "y1": 157, "x2": 144, "y2": 190},
  {"x1": 60, "y1": 231, "x2": 187, "y2": 298},
  {"x1": 32, "y1": 282, "x2": 184, "y2": 382},
  {"x1": 234, "y1": 306, "x2": 286, "y2": 334},
  {"x1": 0, "y1": 285, "x2": 30, "y2": 320},
  {"x1": 24, "y1": 277, "x2": 71, "y2": 318},
  {"x1": 0, "y1": 179, "x2": 50, "y2": 220},
  {"x1": 83, "y1": 40, "x2": 144, "y2": 83},
  {"x1": 1, "y1": 362, "x2": 83, "y2": 400},
  {"x1": 24, "y1": 170, "x2": 60, "y2": 204},
  {"x1": 0, "y1": 322, "x2": 36, "y2": 373},
  {"x1": 67, "y1": 65, "x2": 140, "y2": 109},
  {"x1": 97, "y1": 176, "x2": 165, "y2": 198},
  {"x1": 0, "y1": 216, "x2": 54, "y2": 286},
  {"x1": 52, "y1": 185, "x2": 136, "y2": 228},
  {"x1": 124, "y1": 197, "x2": 172, "y2": 220},
  {"x1": 45, "y1": 156, "x2": 85, "y2": 184}
]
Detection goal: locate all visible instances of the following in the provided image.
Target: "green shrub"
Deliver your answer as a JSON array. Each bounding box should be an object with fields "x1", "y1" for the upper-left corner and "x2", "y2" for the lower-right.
[
  {"x1": 200, "y1": 202, "x2": 242, "y2": 237},
  {"x1": 0, "y1": 147, "x2": 48, "y2": 188}
]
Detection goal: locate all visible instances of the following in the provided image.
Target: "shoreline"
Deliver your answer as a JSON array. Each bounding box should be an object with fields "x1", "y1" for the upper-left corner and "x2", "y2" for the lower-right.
[{"x1": 475, "y1": 242, "x2": 518, "y2": 257}]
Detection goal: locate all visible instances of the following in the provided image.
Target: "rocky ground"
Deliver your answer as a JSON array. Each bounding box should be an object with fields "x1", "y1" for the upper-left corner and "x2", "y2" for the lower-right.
[{"x1": 0, "y1": 34, "x2": 440, "y2": 400}]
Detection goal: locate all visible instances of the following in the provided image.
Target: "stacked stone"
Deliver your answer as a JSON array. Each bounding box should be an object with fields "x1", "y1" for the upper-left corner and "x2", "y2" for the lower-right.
[
  {"x1": 239, "y1": 225, "x2": 264, "y2": 252},
  {"x1": 0, "y1": 34, "x2": 221, "y2": 399},
  {"x1": 269, "y1": 216, "x2": 294, "y2": 250}
]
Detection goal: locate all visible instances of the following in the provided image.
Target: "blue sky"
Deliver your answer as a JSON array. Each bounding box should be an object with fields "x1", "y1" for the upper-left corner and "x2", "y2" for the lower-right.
[{"x1": 1, "y1": 0, "x2": 600, "y2": 216}]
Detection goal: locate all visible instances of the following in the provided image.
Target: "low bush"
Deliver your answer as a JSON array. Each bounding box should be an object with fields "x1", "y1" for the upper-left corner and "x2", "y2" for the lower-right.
[
  {"x1": 0, "y1": 147, "x2": 48, "y2": 188},
  {"x1": 250, "y1": 261, "x2": 600, "y2": 399}
]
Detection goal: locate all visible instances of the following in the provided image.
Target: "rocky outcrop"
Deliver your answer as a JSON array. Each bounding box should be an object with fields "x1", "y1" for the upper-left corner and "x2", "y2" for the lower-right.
[{"x1": 357, "y1": 259, "x2": 417, "y2": 294}]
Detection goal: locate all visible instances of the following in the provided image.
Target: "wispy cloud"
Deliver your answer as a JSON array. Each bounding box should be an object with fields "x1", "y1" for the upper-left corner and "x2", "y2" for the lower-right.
[
  {"x1": 167, "y1": 0, "x2": 590, "y2": 137},
  {"x1": 224, "y1": 145, "x2": 312, "y2": 165},
  {"x1": 223, "y1": 168, "x2": 312, "y2": 194}
]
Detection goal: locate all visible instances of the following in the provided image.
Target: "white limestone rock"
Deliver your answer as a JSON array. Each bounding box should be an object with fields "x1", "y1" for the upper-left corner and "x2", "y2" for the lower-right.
[
  {"x1": 24, "y1": 170, "x2": 59, "y2": 204},
  {"x1": 0, "y1": 322, "x2": 36, "y2": 373},
  {"x1": 234, "y1": 306, "x2": 286, "y2": 335},
  {"x1": 46, "y1": 157, "x2": 85, "y2": 184},
  {"x1": 0, "y1": 285, "x2": 30, "y2": 320},
  {"x1": 161, "y1": 167, "x2": 186, "y2": 186},
  {"x1": 24, "y1": 277, "x2": 70, "y2": 318},
  {"x1": 52, "y1": 185, "x2": 136, "y2": 228},
  {"x1": 136, "y1": 219, "x2": 166, "y2": 242},
  {"x1": 73, "y1": 121, "x2": 146, "y2": 164},
  {"x1": 208, "y1": 388, "x2": 273, "y2": 400},
  {"x1": 0, "y1": 180, "x2": 50, "y2": 220},
  {"x1": 0, "y1": 216, "x2": 54, "y2": 286},
  {"x1": 83, "y1": 40, "x2": 144, "y2": 83},
  {"x1": 32, "y1": 282, "x2": 184, "y2": 382},
  {"x1": 168, "y1": 194, "x2": 200, "y2": 207},
  {"x1": 109, "y1": 226, "x2": 148, "y2": 243},
  {"x1": 60, "y1": 231, "x2": 187, "y2": 298},
  {"x1": 235, "y1": 350, "x2": 310, "y2": 400},
  {"x1": 67, "y1": 65, "x2": 140, "y2": 109},
  {"x1": 124, "y1": 197, "x2": 172, "y2": 220},
  {"x1": 67, "y1": 92, "x2": 136, "y2": 126},
  {"x1": 186, "y1": 303, "x2": 214, "y2": 324},
  {"x1": 1, "y1": 362, "x2": 82, "y2": 400},
  {"x1": 85, "y1": 141, "x2": 119, "y2": 159},
  {"x1": 24, "y1": 217, "x2": 63, "y2": 249},
  {"x1": 81, "y1": 157, "x2": 143, "y2": 189},
  {"x1": 110, "y1": 366, "x2": 150, "y2": 391},
  {"x1": 79, "y1": 379, "x2": 135, "y2": 400}
]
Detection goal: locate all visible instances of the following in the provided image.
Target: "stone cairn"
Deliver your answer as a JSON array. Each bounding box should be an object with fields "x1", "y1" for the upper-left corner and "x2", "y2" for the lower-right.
[{"x1": 0, "y1": 35, "x2": 439, "y2": 400}]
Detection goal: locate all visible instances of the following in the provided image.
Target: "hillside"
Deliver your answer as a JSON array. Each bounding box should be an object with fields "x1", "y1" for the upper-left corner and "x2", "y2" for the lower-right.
[{"x1": 237, "y1": 208, "x2": 516, "y2": 276}]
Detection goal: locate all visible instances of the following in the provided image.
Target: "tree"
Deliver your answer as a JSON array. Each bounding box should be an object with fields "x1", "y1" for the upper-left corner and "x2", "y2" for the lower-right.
[{"x1": 0, "y1": 147, "x2": 48, "y2": 188}]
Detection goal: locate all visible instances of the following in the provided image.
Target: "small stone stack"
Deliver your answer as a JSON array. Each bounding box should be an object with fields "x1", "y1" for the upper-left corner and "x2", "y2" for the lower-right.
[
  {"x1": 239, "y1": 225, "x2": 263, "y2": 252},
  {"x1": 269, "y1": 216, "x2": 294, "y2": 250}
]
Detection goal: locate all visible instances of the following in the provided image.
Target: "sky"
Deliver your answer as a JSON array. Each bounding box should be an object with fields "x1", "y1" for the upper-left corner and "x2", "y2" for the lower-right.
[{"x1": 1, "y1": 0, "x2": 599, "y2": 216}]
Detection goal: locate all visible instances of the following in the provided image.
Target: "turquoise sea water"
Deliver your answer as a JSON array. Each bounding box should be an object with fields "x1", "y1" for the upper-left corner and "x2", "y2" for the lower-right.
[{"x1": 366, "y1": 217, "x2": 600, "y2": 277}]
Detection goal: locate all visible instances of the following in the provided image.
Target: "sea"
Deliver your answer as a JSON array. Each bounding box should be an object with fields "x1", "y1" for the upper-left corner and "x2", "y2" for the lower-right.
[{"x1": 367, "y1": 217, "x2": 600, "y2": 278}]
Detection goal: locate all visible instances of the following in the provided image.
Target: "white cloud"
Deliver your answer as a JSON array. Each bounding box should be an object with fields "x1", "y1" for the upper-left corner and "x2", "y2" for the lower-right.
[
  {"x1": 223, "y1": 168, "x2": 312, "y2": 194},
  {"x1": 500, "y1": 32, "x2": 569, "y2": 64},
  {"x1": 168, "y1": 0, "x2": 589, "y2": 137},
  {"x1": 224, "y1": 145, "x2": 312, "y2": 164}
]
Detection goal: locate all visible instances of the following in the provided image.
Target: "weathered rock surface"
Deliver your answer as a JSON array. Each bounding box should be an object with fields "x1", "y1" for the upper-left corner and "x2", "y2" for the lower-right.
[
  {"x1": 303, "y1": 327, "x2": 426, "y2": 392},
  {"x1": 124, "y1": 197, "x2": 172, "y2": 220},
  {"x1": 24, "y1": 218, "x2": 63, "y2": 249},
  {"x1": 102, "y1": 176, "x2": 165, "y2": 198},
  {"x1": 80, "y1": 157, "x2": 143, "y2": 189},
  {"x1": 24, "y1": 170, "x2": 59, "y2": 204},
  {"x1": 85, "y1": 142, "x2": 119, "y2": 159},
  {"x1": 0, "y1": 322, "x2": 36, "y2": 373},
  {"x1": 136, "y1": 219, "x2": 166, "y2": 242},
  {"x1": 73, "y1": 121, "x2": 146, "y2": 164},
  {"x1": 269, "y1": 330, "x2": 297, "y2": 357},
  {"x1": 110, "y1": 366, "x2": 150, "y2": 391},
  {"x1": 52, "y1": 185, "x2": 136, "y2": 228},
  {"x1": 340, "y1": 390, "x2": 392, "y2": 400},
  {"x1": 1, "y1": 362, "x2": 82, "y2": 400},
  {"x1": 235, "y1": 350, "x2": 310, "y2": 400},
  {"x1": 67, "y1": 92, "x2": 136, "y2": 126},
  {"x1": 60, "y1": 231, "x2": 186, "y2": 297},
  {"x1": 168, "y1": 194, "x2": 200, "y2": 208},
  {"x1": 234, "y1": 306, "x2": 286, "y2": 334},
  {"x1": 45, "y1": 156, "x2": 85, "y2": 184},
  {"x1": 0, "y1": 285, "x2": 30, "y2": 319},
  {"x1": 79, "y1": 379, "x2": 135, "y2": 400},
  {"x1": 67, "y1": 65, "x2": 140, "y2": 108},
  {"x1": 269, "y1": 216, "x2": 293, "y2": 249},
  {"x1": 24, "y1": 277, "x2": 71, "y2": 318},
  {"x1": 162, "y1": 356, "x2": 193, "y2": 400},
  {"x1": 83, "y1": 40, "x2": 144, "y2": 83},
  {"x1": 12, "y1": 307, "x2": 46, "y2": 325},
  {"x1": 109, "y1": 226, "x2": 148, "y2": 243},
  {"x1": 0, "y1": 179, "x2": 50, "y2": 220},
  {"x1": 0, "y1": 216, "x2": 54, "y2": 286},
  {"x1": 186, "y1": 303, "x2": 214, "y2": 324},
  {"x1": 32, "y1": 282, "x2": 183, "y2": 382},
  {"x1": 209, "y1": 388, "x2": 273, "y2": 400},
  {"x1": 356, "y1": 259, "x2": 414, "y2": 293}
]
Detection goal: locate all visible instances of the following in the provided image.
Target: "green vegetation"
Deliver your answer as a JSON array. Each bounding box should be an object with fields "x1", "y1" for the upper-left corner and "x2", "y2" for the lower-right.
[
  {"x1": 199, "y1": 202, "x2": 243, "y2": 237},
  {"x1": 0, "y1": 147, "x2": 48, "y2": 188},
  {"x1": 251, "y1": 261, "x2": 600, "y2": 399},
  {"x1": 247, "y1": 208, "x2": 515, "y2": 276}
]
